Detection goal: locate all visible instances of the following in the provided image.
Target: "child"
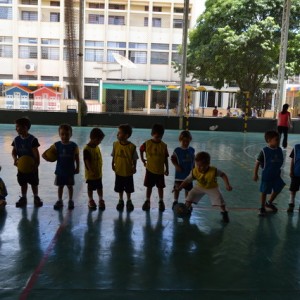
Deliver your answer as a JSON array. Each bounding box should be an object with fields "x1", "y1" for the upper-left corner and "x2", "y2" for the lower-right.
[
  {"x1": 83, "y1": 128, "x2": 105, "y2": 211},
  {"x1": 287, "y1": 144, "x2": 300, "y2": 213},
  {"x1": 112, "y1": 124, "x2": 138, "y2": 212},
  {"x1": 42, "y1": 124, "x2": 79, "y2": 210},
  {"x1": 12, "y1": 117, "x2": 43, "y2": 208},
  {"x1": 253, "y1": 130, "x2": 285, "y2": 216},
  {"x1": 140, "y1": 123, "x2": 169, "y2": 212},
  {"x1": 0, "y1": 166, "x2": 8, "y2": 208},
  {"x1": 171, "y1": 130, "x2": 195, "y2": 209},
  {"x1": 178, "y1": 151, "x2": 232, "y2": 223}
]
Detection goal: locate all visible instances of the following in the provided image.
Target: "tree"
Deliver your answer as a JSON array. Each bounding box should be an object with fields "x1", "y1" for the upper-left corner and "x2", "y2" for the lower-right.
[{"x1": 181, "y1": 0, "x2": 300, "y2": 108}]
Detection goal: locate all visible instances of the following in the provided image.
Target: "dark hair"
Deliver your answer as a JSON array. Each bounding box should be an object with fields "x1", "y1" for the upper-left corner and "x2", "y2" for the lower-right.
[
  {"x1": 90, "y1": 127, "x2": 105, "y2": 140},
  {"x1": 195, "y1": 151, "x2": 210, "y2": 165},
  {"x1": 58, "y1": 124, "x2": 72, "y2": 134},
  {"x1": 151, "y1": 123, "x2": 165, "y2": 136},
  {"x1": 264, "y1": 130, "x2": 279, "y2": 142},
  {"x1": 15, "y1": 117, "x2": 31, "y2": 130},
  {"x1": 119, "y1": 124, "x2": 132, "y2": 138},
  {"x1": 281, "y1": 103, "x2": 289, "y2": 114},
  {"x1": 179, "y1": 130, "x2": 192, "y2": 141}
]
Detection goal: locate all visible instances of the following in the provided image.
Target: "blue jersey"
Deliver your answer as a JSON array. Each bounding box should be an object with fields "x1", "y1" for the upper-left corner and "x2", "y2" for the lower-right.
[
  {"x1": 55, "y1": 141, "x2": 78, "y2": 176},
  {"x1": 258, "y1": 146, "x2": 283, "y2": 181},
  {"x1": 12, "y1": 134, "x2": 40, "y2": 158},
  {"x1": 173, "y1": 146, "x2": 195, "y2": 181},
  {"x1": 290, "y1": 144, "x2": 300, "y2": 177}
]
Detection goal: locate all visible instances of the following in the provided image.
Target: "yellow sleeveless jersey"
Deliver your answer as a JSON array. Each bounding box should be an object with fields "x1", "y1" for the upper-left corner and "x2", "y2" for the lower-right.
[
  {"x1": 84, "y1": 144, "x2": 102, "y2": 180},
  {"x1": 145, "y1": 139, "x2": 168, "y2": 175},
  {"x1": 192, "y1": 166, "x2": 218, "y2": 189},
  {"x1": 112, "y1": 141, "x2": 137, "y2": 177}
]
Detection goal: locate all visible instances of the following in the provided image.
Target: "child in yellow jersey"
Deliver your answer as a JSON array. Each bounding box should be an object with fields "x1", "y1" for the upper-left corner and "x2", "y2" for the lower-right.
[
  {"x1": 178, "y1": 151, "x2": 232, "y2": 222},
  {"x1": 140, "y1": 123, "x2": 169, "y2": 212},
  {"x1": 112, "y1": 124, "x2": 138, "y2": 212},
  {"x1": 83, "y1": 128, "x2": 105, "y2": 210}
]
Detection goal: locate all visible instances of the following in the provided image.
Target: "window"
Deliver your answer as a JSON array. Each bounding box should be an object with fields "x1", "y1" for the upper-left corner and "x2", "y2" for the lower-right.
[
  {"x1": 129, "y1": 51, "x2": 147, "y2": 64},
  {"x1": 50, "y1": 12, "x2": 60, "y2": 22},
  {"x1": 108, "y1": 41, "x2": 126, "y2": 48},
  {"x1": 41, "y1": 39, "x2": 59, "y2": 45},
  {"x1": 19, "y1": 45, "x2": 37, "y2": 58},
  {"x1": 21, "y1": 0, "x2": 37, "y2": 4},
  {"x1": 152, "y1": 18, "x2": 161, "y2": 27},
  {"x1": 0, "y1": 7, "x2": 12, "y2": 19},
  {"x1": 108, "y1": 16, "x2": 124, "y2": 25},
  {"x1": 85, "y1": 49, "x2": 104, "y2": 62},
  {"x1": 151, "y1": 52, "x2": 168, "y2": 64},
  {"x1": 172, "y1": 44, "x2": 180, "y2": 51},
  {"x1": 174, "y1": 7, "x2": 184, "y2": 13},
  {"x1": 107, "y1": 50, "x2": 125, "y2": 62},
  {"x1": 129, "y1": 42, "x2": 147, "y2": 49},
  {"x1": 19, "y1": 75, "x2": 37, "y2": 80},
  {"x1": 0, "y1": 45, "x2": 12, "y2": 57},
  {"x1": 153, "y1": 6, "x2": 162, "y2": 12},
  {"x1": 144, "y1": 17, "x2": 148, "y2": 26},
  {"x1": 41, "y1": 76, "x2": 59, "y2": 81},
  {"x1": 171, "y1": 52, "x2": 181, "y2": 64},
  {"x1": 0, "y1": 0, "x2": 12, "y2": 3},
  {"x1": 173, "y1": 19, "x2": 183, "y2": 28},
  {"x1": 151, "y1": 43, "x2": 169, "y2": 50},
  {"x1": 21, "y1": 11, "x2": 38, "y2": 21},
  {"x1": 88, "y1": 14, "x2": 104, "y2": 24},
  {"x1": 109, "y1": 4, "x2": 125, "y2": 10},
  {"x1": 89, "y1": 3, "x2": 104, "y2": 9},
  {"x1": 41, "y1": 47, "x2": 59, "y2": 60},
  {"x1": 84, "y1": 86, "x2": 98, "y2": 100},
  {"x1": 50, "y1": 1, "x2": 60, "y2": 6},
  {"x1": 0, "y1": 36, "x2": 12, "y2": 43},
  {"x1": 85, "y1": 40, "x2": 104, "y2": 47},
  {"x1": 19, "y1": 37, "x2": 37, "y2": 44}
]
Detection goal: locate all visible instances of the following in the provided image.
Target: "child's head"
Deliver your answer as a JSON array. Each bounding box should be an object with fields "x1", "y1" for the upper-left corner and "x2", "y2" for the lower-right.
[
  {"x1": 179, "y1": 130, "x2": 192, "y2": 148},
  {"x1": 117, "y1": 124, "x2": 132, "y2": 142},
  {"x1": 90, "y1": 127, "x2": 105, "y2": 145},
  {"x1": 151, "y1": 123, "x2": 164, "y2": 141},
  {"x1": 15, "y1": 117, "x2": 31, "y2": 135},
  {"x1": 264, "y1": 130, "x2": 280, "y2": 148},
  {"x1": 58, "y1": 124, "x2": 72, "y2": 143},
  {"x1": 195, "y1": 151, "x2": 210, "y2": 173}
]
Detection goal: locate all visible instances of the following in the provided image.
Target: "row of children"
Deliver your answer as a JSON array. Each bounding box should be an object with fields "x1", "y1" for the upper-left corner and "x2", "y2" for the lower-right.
[{"x1": 0, "y1": 117, "x2": 299, "y2": 222}]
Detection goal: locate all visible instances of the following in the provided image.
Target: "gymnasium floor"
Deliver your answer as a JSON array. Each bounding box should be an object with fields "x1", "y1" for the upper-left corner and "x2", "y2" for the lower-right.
[{"x1": 0, "y1": 124, "x2": 300, "y2": 300}]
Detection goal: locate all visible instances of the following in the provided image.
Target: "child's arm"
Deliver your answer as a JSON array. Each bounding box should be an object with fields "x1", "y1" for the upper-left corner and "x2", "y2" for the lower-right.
[
  {"x1": 170, "y1": 153, "x2": 183, "y2": 172},
  {"x1": 112, "y1": 156, "x2": 115, "y2": 171},
  {"x1": 12, "y1": 147, "x2": 18, "y2": 167},
  {"x1": 140, "y1": 143, "x2": 146, "y2": 167},
  {"x1": 132, "y1": 159, "x2": 137, "y2": 174},
  {"x1": 164, "y1": 156, "x2": 169, "y2": 176},
  {"x1": 220, "y1": 172, "x2": 232, "y2": 191},
  {"x1": 253, "y1": 161, "x2": 260, "y2": 181},
  {"x1": 74, "y1": 147, "x2": 80, "y2": 174},
  {"x1": 178, "y1": 172, "x2": 193, "y2": 191},
  {"x1": 32, "y1": 147, "x2": 40, "y2": 168},
  {"x1": 290, "y1": 157, "x2": 295, "y2": 177}
]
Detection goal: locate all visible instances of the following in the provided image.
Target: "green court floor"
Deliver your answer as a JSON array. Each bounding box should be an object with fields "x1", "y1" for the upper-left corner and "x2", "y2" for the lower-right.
[{"x1": 0, "y1": 124, "x2": 299, "y2": 300}]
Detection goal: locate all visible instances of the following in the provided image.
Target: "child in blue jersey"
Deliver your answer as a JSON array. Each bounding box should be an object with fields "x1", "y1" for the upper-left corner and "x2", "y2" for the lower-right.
[
  {"x1": 12, "y1": 117, "x2": 43, "y2": 208},
  {"x1": 253, "y1": 130, "x2": 285, "y2": 216},
  {"x1": 43, "y1": 124, "x2": 79, "y2": 210},
  {"x1": 287, "y1": 144, "x2": 300, "y2": 213},
  {"x1": 112, "y1": 124, "x2": 138, "y2": 212},
  {"x1": 171, "y1": 130, "x2": 195, "y2": 209}
]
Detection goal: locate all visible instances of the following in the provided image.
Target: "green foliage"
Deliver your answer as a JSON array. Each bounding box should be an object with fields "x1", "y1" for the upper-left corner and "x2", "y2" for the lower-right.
[{"x1": 182, "y1": 0, "x2": 300, "y2": 106}]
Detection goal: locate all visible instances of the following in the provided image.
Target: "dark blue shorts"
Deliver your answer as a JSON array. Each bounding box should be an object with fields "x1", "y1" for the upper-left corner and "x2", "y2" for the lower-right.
[
  {"x1": 17, "y1": 171, "x2": 39, "y2": 187},
  {"x1": 55, "y1": 175, "x2": 74, "y2": 186},
  {"x1": 114, "y1": 175, "x2": 134, "y2": 193},
  {"x1": 144, "y1": 169, "x2": 165, "y2": 189},
  {"x1": 87, "y1": 178, "x2": 103, "y2": 191},
  {"x1": 260, "y1": 177, "x2": 285, "y2": 194},
  {"x1": 290, "y1": 176, "x2": 300, "y2": 192}
]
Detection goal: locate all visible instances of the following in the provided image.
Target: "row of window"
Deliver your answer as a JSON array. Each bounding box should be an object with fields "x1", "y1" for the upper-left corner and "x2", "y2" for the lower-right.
[
  {"x1": 0, "y1": 8, "x2": 184, "y2": 28},
  {"x1": 0, "y1": 45, "x2": 180, "y2": 64}
]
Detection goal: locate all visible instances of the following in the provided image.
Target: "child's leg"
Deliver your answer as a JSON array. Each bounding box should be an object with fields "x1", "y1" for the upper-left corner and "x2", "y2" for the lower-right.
[
  {"x1": 260, "y1": 193, "x2": 267, "y2": 207},
  {"x1": 97, "y1": 188, "x2": 103, "y2": 201},
  {"x1": 268, "y1": 192, "x2": 280, "y2": 203},
  {"x1": 67, "y1": 185, "x2": 73, "y2": 201},
  {"x1": 158, "y1": 187, "x2": 163, "y2": 200},
  {"x1": 119, "y1": 191, "x2": 124, "y2": 200},
  {"x1": 146, "y1": 187, "x2": 152, "y2": 200},
  {"x1": 21, "y1": 184, "x2": 28, "y2": 197},
  {"x1": 126, "y1": 192, "x2": 131, "y2": 201},
  {"x1": 87, "y1": 187, "x2": 93, "y2": 201},
  {"x1": 58, "y1": 186, "x2": 64, "y2": 200},
  {"x1": 31, "y1": 185, "x2": 38, "y2": 197}
]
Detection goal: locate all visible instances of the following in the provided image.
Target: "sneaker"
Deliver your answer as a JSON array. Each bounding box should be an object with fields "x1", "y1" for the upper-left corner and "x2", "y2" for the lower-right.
[
  {"x1": 16, "y1": 196, "x2": 27, "y2": 208},
  {"x1": 88, "y1": 199, "x2": 97, "y2": 210},
  {"x1": 258, "y1": 207, "x2": 266, "y2": 216},
  {"x1": 34, "y1": 196, "x2": 43, "y2": 208},
  {"x1": 116, "y1": 200, "x2": 124, "y2": 211},
  {"x1": 221, "y1": 211, "x2": 230, "y2": 223},
  {"x1": 99, "y1": 199, "x2": 106, "y2": 211},
  {"x1": 158, "y1": 200, "x2": 165, "y2": 212},
  {"x1": 266, "y1": 201, "x2": 278, "y2": 212},
  {"x1": 68, "y1": 200, "x2": 74, "y2": 210},
  {"x1": 287, "y1": 203, "x2": 295, "y2": 213},
  {"x1": 53, "y1": 200, "x2": 63, "y2": 210},
  {"x1": 172, "y1": 200, "x2": 178, "y2": 210},
  {"x1": 126, "y1": 200, "x2": 134, "y2": 212},
  {"x1": 142, "y1": 200, "x2": 150, "y2": 211}
]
